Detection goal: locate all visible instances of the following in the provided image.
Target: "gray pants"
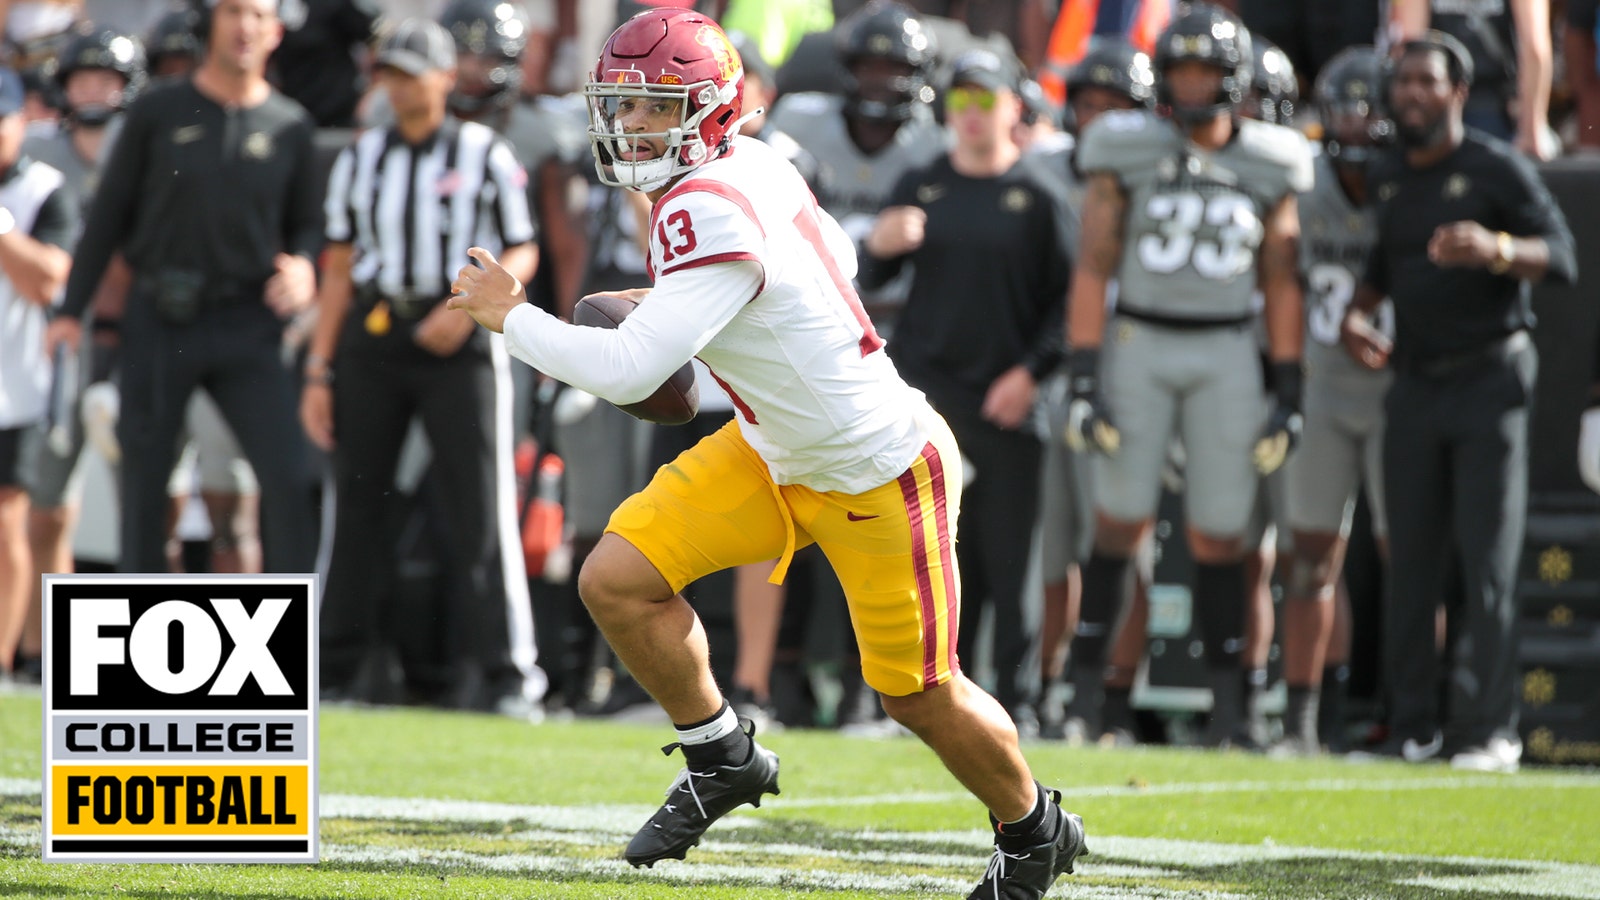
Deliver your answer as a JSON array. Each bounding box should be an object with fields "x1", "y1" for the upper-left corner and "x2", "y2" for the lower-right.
[
  {"x1": 1285, "y1": 340, "x2": 1391, "y2": 538},
  {"x1": 1035, "y1": 373, "x2": 1093, "y2": 579},
  {"x1": 1096, "y1": 316, "x2": 1264, "y2": 537}
]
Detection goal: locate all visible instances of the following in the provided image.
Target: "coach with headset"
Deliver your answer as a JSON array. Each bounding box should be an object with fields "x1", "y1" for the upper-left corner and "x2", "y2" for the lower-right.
[
  {"x1": 45, "y1": 0, "x2": 322, "y2": 574},
  {"x1": 1340, "y1": 32, "x2": 1575, "y2": 772}
]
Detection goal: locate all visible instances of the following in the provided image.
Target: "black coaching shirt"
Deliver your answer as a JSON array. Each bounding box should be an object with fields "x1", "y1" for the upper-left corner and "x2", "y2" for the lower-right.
[
  {"x1": 324, "y1": 116, "x2": 536, "y2": 302},
  {"x1": 60, "y1": 79, "x2": 324, "y2": 320},
  {"x1": 860, "y1": 152, "x2": 1074, "y2": 412},
  {"x1": 1362, "y1": 130, "x2": 1577, "y2": 367}
]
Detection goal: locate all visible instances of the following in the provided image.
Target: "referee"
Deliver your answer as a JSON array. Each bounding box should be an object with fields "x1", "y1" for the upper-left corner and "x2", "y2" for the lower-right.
[
  {"x1": 301, "y1": 19, "x2": 543, "y2": 715},
  {"x1": 44, "y1": 0, "x2": 322, "y2": 574},
  {"x1": 1341, "y1": 33, "x2": 1577, "y2": 772}
]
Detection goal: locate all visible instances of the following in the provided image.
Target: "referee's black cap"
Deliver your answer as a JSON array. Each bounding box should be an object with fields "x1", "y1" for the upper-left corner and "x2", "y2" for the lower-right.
[{"x1": 375, "y1": 19, "x2": 457, "y2": 76}]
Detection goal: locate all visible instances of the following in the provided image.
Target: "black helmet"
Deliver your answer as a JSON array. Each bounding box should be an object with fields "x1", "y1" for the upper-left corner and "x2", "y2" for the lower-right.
[
  {"x1": 56, "y1": 28, "x2": 147, "y2": 125},
  {"x1": 145, "y1": 7, "x2": 203, "y2": 73},
  {"x1": 1249, "y1": 37, "x2": 1297, "y2": 125},
  {"x1": 834, "y1": 1, "x2": 937, "y2": 122},
  {"x1": 1153, "y1": 2, "x2": 1253, "y2": 124},
  {"x1": 439, "y1": 0, "x2": 529, "y2": 115},
  {"x1": 1066, "y1": 38, "x2": 1155, "y2": 108},
  {"x1": 1315, "y1": 44, "x2": 1388, "y2": 163}
]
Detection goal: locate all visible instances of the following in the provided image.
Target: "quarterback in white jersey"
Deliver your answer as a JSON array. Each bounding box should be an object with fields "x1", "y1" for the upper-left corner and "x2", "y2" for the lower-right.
[{"x1": 447, "y1": 10, "x2": 1087, "y2": 898}]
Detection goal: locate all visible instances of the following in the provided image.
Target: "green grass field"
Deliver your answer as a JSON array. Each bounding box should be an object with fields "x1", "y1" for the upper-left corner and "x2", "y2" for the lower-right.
[{"x1": 4, "y1": 691, "x2": 1599, "y2": 898}]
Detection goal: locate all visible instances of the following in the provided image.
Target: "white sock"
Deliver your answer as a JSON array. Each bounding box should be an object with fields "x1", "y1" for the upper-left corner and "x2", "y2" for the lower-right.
[
  {"x1": 1000, "y1": 789, "x2": 1042, "y2": 828},
  {"x1": 675, "y1": 702, "x2": 740, "y2": 746}
]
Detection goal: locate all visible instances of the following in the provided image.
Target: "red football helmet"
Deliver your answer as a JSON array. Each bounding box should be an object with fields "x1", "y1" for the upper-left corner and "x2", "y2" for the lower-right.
[{"x1": 586, "y1": 8, "x2": 745, "y2": 190}]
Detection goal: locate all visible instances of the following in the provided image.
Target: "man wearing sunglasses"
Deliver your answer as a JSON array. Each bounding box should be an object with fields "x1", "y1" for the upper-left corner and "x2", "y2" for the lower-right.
[{"x1": 860, "y1": 47, "x2": 1077, "y2": 736}]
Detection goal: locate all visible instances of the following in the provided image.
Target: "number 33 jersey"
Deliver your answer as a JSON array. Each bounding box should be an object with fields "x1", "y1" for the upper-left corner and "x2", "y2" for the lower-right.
[
  {"x1": 644, "y1": 134, "x2": 931, "y2": 495},
  {"x1": 1078, "y1": 109, "x2": 1313, "y2": 319}
]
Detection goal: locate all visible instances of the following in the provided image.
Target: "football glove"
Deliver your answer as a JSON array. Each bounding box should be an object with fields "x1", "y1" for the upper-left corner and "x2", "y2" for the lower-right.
[
  {"x1": 1253, "y1": 360, "x2": 1304, "y2": 475},
  {"x1": 1063, "y1": 347, "x2": 1120, "y2": 455}
]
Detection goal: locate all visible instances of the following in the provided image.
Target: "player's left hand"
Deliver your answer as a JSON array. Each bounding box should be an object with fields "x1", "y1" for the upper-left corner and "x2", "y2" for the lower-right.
[
  {"x1": 1427, "y1": 221, "x2": 1497, "y2": 269},
  {"x1": 981, "y1": 365, "x2": 1037, "y2": 430},
  {"x1": 414, "y1": 302, "x2": 477, "y2": 357},
  {"x1": 448, "y1": 247, "x2": 524, "y2": 333},
  {"x1": 265, "y1": 253, "x2": 317, "y2": 317},
  {"x1": 1253, "y1": 404, "x2": 1303, "y2": 475},
  {"x1": 1252, "y1": 360, "x2": 1304, "y2": 475}
]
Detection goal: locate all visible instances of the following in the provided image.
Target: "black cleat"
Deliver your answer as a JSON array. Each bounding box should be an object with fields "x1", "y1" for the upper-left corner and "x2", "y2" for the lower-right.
[
  {"x1": 967, "y1": 790, "x2": 1088, "y2": 900},
  {"x1": 625, "y1": 718, "x2": 780, "y2": 867}
]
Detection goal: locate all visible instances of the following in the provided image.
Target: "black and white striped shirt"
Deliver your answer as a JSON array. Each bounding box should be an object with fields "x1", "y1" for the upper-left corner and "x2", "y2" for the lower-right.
[{"x1": 324, "y1": 117, "x2": 536, "y2": 299}]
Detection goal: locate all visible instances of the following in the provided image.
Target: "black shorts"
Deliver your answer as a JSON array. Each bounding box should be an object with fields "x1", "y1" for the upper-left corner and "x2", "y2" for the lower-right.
[{"x1": 0, "y1": 426, "x2": 31, "y2": 488}]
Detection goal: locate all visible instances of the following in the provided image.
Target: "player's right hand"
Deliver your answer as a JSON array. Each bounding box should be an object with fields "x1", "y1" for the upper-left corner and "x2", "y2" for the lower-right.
[
  {"x1": 300, "y1": 382, "x2": 335, "y2": 451},
  {"x1": 864, "y1": 205, "x2": 926, "y2": 259},
  {"x1": 1062, "y1": 347, "x2": 1120, "y2": 455},
  {"x1": 1340, "y1": 309, "x2": 1391, "y2": 371},
  {"x1": 44, "y1": 315, "x2": 81, "y2": 355}
]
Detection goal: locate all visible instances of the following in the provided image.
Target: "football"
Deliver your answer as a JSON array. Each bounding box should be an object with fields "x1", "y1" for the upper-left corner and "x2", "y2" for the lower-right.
[{"x1": 572, "y1": 294, "x2": 699, "y2": 426}]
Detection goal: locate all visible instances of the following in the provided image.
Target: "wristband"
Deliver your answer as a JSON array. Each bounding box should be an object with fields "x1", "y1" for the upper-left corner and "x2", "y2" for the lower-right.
[
  {"x1": 1271, "y1": 360, "x2": 1304, "y2": 412},
  {"x1": 1488, "y1": 231, "x2": 1515, "y2": 275}
]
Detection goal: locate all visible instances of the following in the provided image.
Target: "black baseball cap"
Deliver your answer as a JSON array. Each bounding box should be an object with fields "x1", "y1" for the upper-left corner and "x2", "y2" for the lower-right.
[
  {"x1": 949, "y1": 48, "x2": 1015, "y2": 92},
  {"x1": 375, "y1": 19, "x2": 457, "y2": 76}
]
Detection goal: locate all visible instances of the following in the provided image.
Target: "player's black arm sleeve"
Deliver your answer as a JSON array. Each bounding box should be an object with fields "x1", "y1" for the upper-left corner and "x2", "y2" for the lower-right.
[
  {"x1": 1503, "y1": 152, "x2": 1577, "y2": 285},
  {"x1": 854, "y1": 168, "x2": 921, "y2": 291},
  {"x1": 282, "y1": 121, "x2": 326, "y2": 261},
  {"x1": 59, "y1": 97, "x2": 150, "y2": 318}
]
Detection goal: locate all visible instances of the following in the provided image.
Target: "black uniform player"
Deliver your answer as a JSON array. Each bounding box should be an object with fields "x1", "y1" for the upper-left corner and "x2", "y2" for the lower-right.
[{"x1": 1341, "y1": 34, "x2": 1576, "y2": 771}]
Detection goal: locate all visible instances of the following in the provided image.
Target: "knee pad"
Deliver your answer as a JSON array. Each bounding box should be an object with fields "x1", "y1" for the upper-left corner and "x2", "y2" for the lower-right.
[{"x1": 1286, "y1": 555, "x2": 1334, "y2": 602}]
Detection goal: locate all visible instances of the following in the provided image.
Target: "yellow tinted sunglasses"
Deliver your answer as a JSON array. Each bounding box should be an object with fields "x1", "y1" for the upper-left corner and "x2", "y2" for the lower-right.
[{"x1": 946, "y1": 87, "x2": 998, "y2": 112}]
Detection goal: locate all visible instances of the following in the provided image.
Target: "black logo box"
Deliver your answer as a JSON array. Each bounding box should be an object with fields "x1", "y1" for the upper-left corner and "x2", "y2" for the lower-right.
[{"x1": 50, "y1": 581, "x2": 312, "y2": 712}]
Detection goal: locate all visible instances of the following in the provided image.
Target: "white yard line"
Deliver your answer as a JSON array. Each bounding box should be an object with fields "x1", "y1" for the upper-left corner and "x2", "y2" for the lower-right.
[{"x1": 8, "y1": 776, "x2": 1600, "y2": 897}]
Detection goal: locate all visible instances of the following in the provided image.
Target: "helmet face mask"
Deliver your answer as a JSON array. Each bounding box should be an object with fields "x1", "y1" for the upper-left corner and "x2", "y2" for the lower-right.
[
  {"x1": 1248, "y1": 42, "x2": 1297, "y2": 125},
  {"x1": 440, "y1": 0, "x2": 529, "y2": 114},
  {"x1": 835, "y1": 1, "x2": 935, "y2": 123},
  {"x1": 586, "y1": 10, "x2": 744, "y2": 192},
  {"x1": 57, "y1": 29, "x2": 147, "y2": 126},
  {"x1": 1066, "y1": 39, "x2": 1155, "y2": 116},
  {"x1": 1315, "y1": 46, "x2": 1388, "y2": 165}
]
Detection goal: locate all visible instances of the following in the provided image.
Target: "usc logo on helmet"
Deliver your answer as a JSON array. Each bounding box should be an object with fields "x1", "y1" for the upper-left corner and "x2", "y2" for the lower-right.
[{"x1": 696, "y1": 24, "x2": 741, "y2": 85}]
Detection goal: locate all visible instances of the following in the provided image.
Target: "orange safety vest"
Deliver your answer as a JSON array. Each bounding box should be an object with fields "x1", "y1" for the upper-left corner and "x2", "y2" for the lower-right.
[{"x1": 1038, "y1": 0, "x2": 1172, "y2": 106}]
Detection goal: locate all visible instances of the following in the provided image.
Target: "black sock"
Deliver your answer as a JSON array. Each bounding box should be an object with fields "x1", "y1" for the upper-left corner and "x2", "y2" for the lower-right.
[
  {"x1": 1194, "y1": 562, "x2": 1246, "y2": 669},
  {"x1": 1102, "y1": 686, "x2": 1135, "y2": 735},
  {"x1": 675, "y1": 702, "x2": 752, "y2": 768},
  {"x1": 1319, "y1": 664, "x2": 1350, "y2": 751},
  {"x1": 1205, "y1": 667, "x2": 1245, "y2": 746},
  {"x1": 1285, "y1": 685, "x2": 1321, "y2": 746},
  {"x1": 1069, "y1": 553, "x2": 1131, "y2": 730},
  {"x1": 996, "y1": 782, "x2": 1053, "y2": 848}
]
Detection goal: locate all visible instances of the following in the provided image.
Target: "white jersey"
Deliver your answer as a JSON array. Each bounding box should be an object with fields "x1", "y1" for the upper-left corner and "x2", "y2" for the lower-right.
[
  {"x1": 648, "y1": 136, "x2": 932, "y2": 494},
  {"x1": 0, "y1": 158, "x2": 68, "y2": 429}
]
